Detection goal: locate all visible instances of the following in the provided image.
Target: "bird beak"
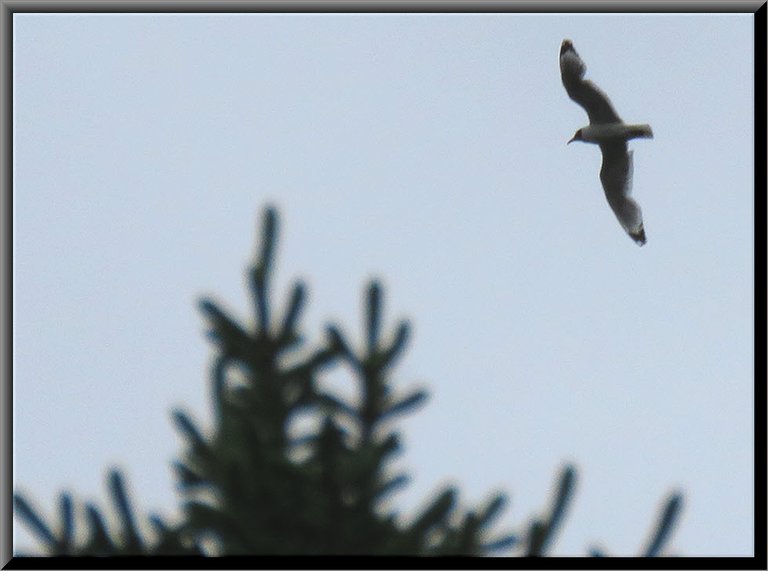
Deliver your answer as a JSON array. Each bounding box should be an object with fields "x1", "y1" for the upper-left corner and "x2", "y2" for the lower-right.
[{"x1": 567, "y1": 135, "x2": 577, "y2": 145}]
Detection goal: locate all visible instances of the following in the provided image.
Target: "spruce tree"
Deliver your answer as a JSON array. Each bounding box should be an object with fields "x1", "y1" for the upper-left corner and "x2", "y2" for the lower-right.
[{"x1": 13, "y1": 206, "x2": 684, "y2": 557}]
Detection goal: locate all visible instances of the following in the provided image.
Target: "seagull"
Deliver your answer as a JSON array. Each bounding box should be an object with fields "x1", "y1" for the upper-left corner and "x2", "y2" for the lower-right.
[{"x1": 559, "y1": 39, "x2": 653, "y2": 246}]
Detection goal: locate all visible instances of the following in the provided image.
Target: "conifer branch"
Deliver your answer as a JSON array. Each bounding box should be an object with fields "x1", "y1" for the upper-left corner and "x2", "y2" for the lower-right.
[{"x1": 12, "y1": 205, "x2": 686, "y2": 557}]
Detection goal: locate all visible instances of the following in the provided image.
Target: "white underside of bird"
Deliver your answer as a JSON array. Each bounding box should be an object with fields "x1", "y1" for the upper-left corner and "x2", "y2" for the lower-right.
[{"x1": 560, "y1": 39, "x2": 653, "y2": 246}]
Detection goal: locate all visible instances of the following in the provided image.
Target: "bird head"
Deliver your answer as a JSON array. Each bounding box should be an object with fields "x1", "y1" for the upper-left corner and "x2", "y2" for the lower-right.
[{"x1": 567, "y1": 129, "x2": 583, "y2": 144}]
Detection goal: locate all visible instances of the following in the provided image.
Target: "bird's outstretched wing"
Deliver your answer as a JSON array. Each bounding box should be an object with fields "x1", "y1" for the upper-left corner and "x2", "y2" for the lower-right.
[
  {"x1": 599, "y1": 144, "x2": 646, "y2": 245},
  {"x1": 560, "y1": 40, "x2": 623, "y2": 125}
]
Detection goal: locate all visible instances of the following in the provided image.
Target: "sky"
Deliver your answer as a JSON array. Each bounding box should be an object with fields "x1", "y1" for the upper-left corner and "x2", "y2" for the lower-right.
[{"x1": 12, "y1": 12, "x2": 754, "y2": 557}]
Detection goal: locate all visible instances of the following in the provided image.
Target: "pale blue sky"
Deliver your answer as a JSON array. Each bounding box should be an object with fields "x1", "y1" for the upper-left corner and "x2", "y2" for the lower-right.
[{"x1": 13, "y1": 13, "x2": 754, "y2": 556}]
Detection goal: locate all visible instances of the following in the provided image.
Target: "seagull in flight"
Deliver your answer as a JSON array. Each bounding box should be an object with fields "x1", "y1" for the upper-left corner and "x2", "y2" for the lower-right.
[{"x1": 560, "y1": 39, "x2": 653, "y2": 246}]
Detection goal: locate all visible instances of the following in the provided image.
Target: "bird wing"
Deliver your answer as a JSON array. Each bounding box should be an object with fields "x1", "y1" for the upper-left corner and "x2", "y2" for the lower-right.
[
  {"x1": 560, "y1": 40, "x2": 623, "y2": 125},
  {"x1": 599, "y1": 144, "x2": 646, "y2": 245}
]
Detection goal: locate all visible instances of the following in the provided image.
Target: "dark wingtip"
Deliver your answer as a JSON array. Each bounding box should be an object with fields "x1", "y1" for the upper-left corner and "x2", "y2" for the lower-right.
[
  {"x1": 560, "y1": 39, "x2": 574, "y2": 56},
  {"x1": 631, "y1": 225, "x2": 647, "y2": 246}
]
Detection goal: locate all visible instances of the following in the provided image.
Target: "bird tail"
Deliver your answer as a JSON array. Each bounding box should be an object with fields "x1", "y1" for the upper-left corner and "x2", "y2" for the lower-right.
[{"x1": 626, "y1": 124, "x2": 654, "y2": 139}]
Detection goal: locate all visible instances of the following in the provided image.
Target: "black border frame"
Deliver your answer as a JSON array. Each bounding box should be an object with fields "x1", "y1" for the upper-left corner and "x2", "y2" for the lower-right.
[{"x1": 2, "y1": 1, "x2": 765, "y2": 569}]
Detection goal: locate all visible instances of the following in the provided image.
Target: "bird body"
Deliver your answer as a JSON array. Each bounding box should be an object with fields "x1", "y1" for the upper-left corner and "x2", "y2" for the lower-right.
[
  {"x1": 569, "y1": 123, "x2": 653, "y2": 145},
  {"x1": 560, "y1": 39, "x2": 652, "y2": 246}
]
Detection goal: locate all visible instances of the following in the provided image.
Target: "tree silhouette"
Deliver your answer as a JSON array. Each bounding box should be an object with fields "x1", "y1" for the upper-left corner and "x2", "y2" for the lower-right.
[{"x1": 13, "y1": 206, "x2": 684, "y2": 557}]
